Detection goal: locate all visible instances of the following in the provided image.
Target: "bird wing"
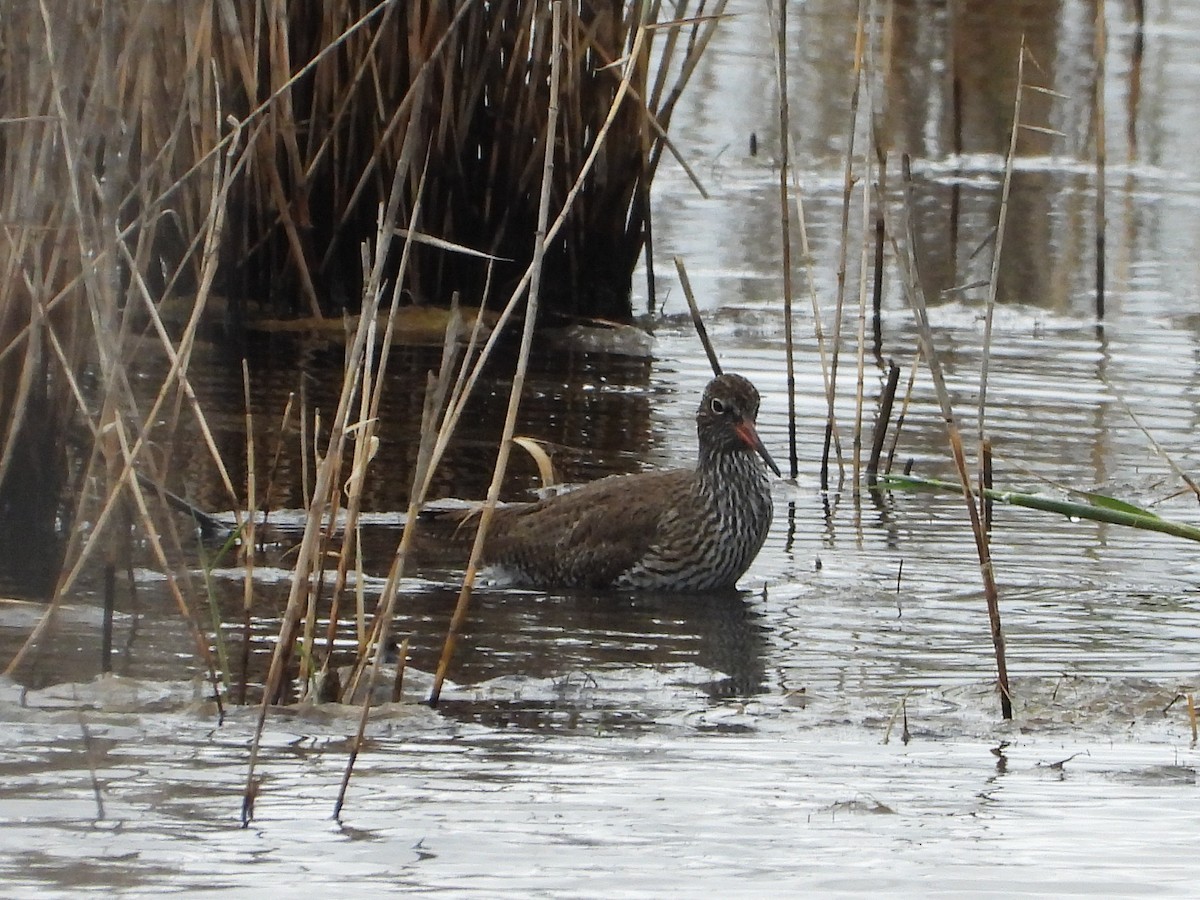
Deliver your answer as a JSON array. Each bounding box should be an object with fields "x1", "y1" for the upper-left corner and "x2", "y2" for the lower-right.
[{"x1": 484, "y1": 469, "x2": 691, "y2": 587}]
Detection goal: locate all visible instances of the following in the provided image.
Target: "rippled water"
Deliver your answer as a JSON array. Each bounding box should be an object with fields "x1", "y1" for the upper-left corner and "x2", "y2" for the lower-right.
[{"x1": 5, "y1": 0, "x2": 1200, "y2": 895}]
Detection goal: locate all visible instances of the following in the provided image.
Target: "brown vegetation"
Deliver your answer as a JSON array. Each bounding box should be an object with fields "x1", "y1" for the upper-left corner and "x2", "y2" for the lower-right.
[{"x1": 0, "y1": 1, "x2": 719, "y2": 689}]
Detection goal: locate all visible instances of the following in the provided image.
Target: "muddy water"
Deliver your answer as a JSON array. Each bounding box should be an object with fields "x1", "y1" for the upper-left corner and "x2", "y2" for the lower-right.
[{"x1": 4, "y1": 0, "x2": 1200, "y2": 895}]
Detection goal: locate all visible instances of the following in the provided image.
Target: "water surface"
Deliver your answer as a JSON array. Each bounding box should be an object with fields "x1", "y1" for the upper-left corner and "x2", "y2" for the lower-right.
[{"x1": 3, "y1": 1, "x2": 1200, "y2": 895}]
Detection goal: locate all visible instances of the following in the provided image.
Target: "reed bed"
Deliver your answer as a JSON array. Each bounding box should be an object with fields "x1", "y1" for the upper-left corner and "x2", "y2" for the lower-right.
[
  {"x1": 3, "y1": 0, "x2": 1175, "y2": 815},
  {"x1": 0, "y1": 0, "x2": 725, "y2": 780},
  {"x1": 836, "y1": 3, "x2": 1166, "y2": 720}
]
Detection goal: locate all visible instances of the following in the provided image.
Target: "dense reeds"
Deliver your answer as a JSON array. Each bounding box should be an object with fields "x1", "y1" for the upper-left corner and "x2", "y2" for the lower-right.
[{"x1": 0, "y1": 0, "x2": 722, "y2": 705}]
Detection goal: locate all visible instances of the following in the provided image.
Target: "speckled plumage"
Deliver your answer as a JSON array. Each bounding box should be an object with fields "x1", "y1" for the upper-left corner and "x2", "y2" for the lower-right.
[{"x1": 482, "y1": 373, "x2": 778, "y2": 591}]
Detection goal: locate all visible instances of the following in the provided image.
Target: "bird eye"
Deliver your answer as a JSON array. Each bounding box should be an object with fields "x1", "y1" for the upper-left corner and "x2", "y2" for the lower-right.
[{"x1": 709, "y1": 398, "x2": 726, "y2": 414}]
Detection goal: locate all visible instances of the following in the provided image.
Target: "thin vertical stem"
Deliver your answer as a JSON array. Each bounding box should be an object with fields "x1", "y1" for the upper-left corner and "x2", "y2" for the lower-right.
[
  {"x1": 892, "y1": 155, "x2": 1012, "y2": 720},
  {"x1": 979, "y1": 38, "x2": 1024, "y2": 442},
  {"x1": 821, "y1": 0, "x2": 868, "y2": 492},
  {"x1": 776, "y1": 0, "x2": 798, "y2": 479},
  {"x1": 430, "y1": 1, "x2": 567, "y2": 707},
  {"x1": 1094, "y1": 3, "x2": 1107, "y2": 320}
]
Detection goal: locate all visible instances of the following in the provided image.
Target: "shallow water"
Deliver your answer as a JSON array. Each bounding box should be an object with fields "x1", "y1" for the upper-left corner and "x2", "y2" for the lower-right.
[{"x1": 5, "y1": 0, "x2": 1200, "y2": 895}]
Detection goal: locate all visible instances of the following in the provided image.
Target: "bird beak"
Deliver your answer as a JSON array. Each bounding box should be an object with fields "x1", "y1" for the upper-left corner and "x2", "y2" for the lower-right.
[{"x1": 735, "y1": 421, "x2": 782, "y2": 477}]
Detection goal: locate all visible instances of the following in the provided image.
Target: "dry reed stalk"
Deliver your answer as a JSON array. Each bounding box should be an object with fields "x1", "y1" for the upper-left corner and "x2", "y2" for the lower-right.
[
  {"x1": 981, "y1": 438, "x2": 993, "y2": 533},
  {"x1": 335, "y1": 295, "x2": 481, "y2": 708},
  {"x1": 334, "y1": 239, "x2": 478, "y2": 803},
  {"x1": 334, "y1": 366, "x2": 451, "y2": 818},
  {"x1": 429, "y1": 1, "x2": 571, "y2": 709},
  {"x1": 1093, "y1": 2, "x2": 1107, "y2": 319},
  {"x1": 674, "y1": 256, "x2": 722, "y2": 377},
  {"x1": 319, "y1": 153, "x2": 436, "y2": 688},
  {"x1": 411, "y1": 16, "x2": 656, "y2": 514},
  {"x1": 247, "y1": 67, "x2": 441, "y2": 815},
  {"x1": 1098, "y1": 375, "x2": 1200, "y2": 504},
  {"x1": 241, "y1": 199, "x2": 396, "y2": 825},
  {"x1": 4, "y1": 1, "x2": 716, "y2": 705},
  {"x1": 821, "y1": 0, "x2": 869, "y2": 493},
  {"x1": 583, "y1": 24, "x2": 711, "y2": 200},
  {"x1": 948, "y1": 1, "x2": 963, "y2": 274},
  {"x1": 855, "y1": 4, "x2": 891, "y2": 498},
  {"x1": 978, "y1": 40, "x2": 1025, "y2": 446},
  {"x1": 319, "y1": 3, "x2": 465, "y2": 257},
  {"x1": 3, "y1": 3, "x2": 446, "y2": 692},
  {"x1": 788, "y1": 147, "x2": 843, "y2": 475},
  {"x1": 1128, "y1": 0, "x2": 1145, "y2": 154},
  {"x1": 390, "y1": 635, "x2": 410, "y2": 703},
  {"x1": 891, "y1": 154, "x2": 1011, "y2": 720},
  {"x1": 260, "y1": 392, "x2": 298, "y2": 532},
  {"x1": 770, "y1": 0, "x2": 799, "y2": 480},
  {"x1": 417, "y1": 284, "x2": 493, "y2": 504},
  {"x1": 870, "y1": 0, "x2": 895, "y2": 365},
  {"x1": 3, "y1": 4, "x2": 243, "y2": 687},
  {"x1": 644, "y1": 4, "x2": 732, "y2": 189},
  {"x1": 300, "y1": 385, "x2": 312, "y2": 507}
]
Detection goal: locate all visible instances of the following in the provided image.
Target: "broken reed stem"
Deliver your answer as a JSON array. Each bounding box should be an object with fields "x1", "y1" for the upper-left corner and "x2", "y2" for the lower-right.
[
  {"x1": 865, "y1": 360, "x2": 900, "y2": 487},
  {"x1": 773, "y1": 0, "x2": 798, "y2": 480},
  {"x1": 429, "y1": 1, "x2": 567, "y2": 710},
  {"x1": 884, "y1": 353, "x2": 921, "y2": 476},
  {"x1": 892, "y1": 154, "x2": 1011, "y2": 720},
  {"x1": 674, "y1": 256, "x2": 722, "y2": 376},
  {"x1": 1094, "y1": 2, "x2": 1107, "y2": 320},
  {"x1": 821, "y1": 0, "x2": 869, "y2": 493}
]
